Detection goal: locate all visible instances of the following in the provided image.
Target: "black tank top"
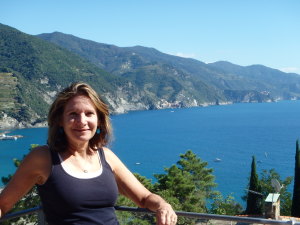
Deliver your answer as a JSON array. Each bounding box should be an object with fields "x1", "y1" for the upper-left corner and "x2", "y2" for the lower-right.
[{"x1": 37, "y1": 148, "x2": 119, "y2": 225}]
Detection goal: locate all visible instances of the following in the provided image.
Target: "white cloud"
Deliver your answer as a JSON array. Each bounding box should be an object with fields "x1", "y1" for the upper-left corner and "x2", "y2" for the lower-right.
[{"x1": 280, "y1": 67, "x2": 300, "y2": 74}]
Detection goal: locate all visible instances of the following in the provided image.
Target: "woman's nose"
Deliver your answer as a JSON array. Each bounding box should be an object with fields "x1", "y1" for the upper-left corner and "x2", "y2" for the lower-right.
[{"x1": 76, "y1": 114, "x2": 87, "y2": 125}]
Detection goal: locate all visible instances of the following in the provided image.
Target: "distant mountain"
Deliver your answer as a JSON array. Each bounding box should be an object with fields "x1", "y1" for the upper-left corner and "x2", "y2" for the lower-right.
[
  {"x1": 207, "y1": 61, "x2": 300, "y2": 99},
  {"x1": 0, "y1": 24, "x2": 218, "y2": 128},
  {"x1": 1, "y1": 23, "x2": 300, "y2": 129},
  {"x1": 38, "y1": 32, "x2": 300, "y2": 102},
  {"x1": 38, "y1": 32, "x2": 225, "y2": 104},
  {"x1": 0, "y1": 24, "x2": 140, "y2": 128}
]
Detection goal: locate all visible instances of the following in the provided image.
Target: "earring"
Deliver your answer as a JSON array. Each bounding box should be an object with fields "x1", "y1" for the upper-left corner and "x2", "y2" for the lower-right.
[{"x1": 96, "y1": 128, "x2": 101, "y2": 134}]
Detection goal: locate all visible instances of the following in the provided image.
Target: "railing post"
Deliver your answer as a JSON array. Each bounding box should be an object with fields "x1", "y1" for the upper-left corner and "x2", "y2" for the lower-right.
[{"x1": 37, "y1": 210, "x2": 46, "y2": 225}]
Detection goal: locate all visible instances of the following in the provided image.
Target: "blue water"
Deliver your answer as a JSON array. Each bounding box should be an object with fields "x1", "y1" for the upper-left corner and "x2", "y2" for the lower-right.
[{"x1": 1, "y1": 100, "x2": 300, "y2": 204}]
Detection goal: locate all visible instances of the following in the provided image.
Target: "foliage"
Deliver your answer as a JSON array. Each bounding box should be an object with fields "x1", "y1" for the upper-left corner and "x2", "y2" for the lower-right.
[
  {"x1": 4, "y1": 23, "x2": 300, "y2": 126},
  {"x1": 1, "y1": 144, "x2": 41, "y2": 225},
  {"x1": 154, "y1": 150, "x2": 217, "y2": 224},
  {"x1": 0, "y1": 23, "x2": 124, "y2": 124},
  {"x1": 259, "y1": 169, "x2": 292, "y2": 216},
  {"x1": 292, "y1": 140, "x2": 300, "y2": 217},
  {"x1": 116, "y1": 173, "x2": 155, "y2": 225},
  {"x1": 245, "y1": 156, "x2": 263, "y2": 215},
  {"x1": 116, "y1": 150, "x2": 219, "y2": 225},
  {"x1": 38, "y1": 31, "x2": 300, "y2": 105},
  {"x1": 0, "y1": 72, "x2": 18, "y2": 112},
  {"x1": 243, "y1": 158, "x2": 293, "y2": 216},
  {"x1": 209, "y1": 192, "x2": 243, "y2": 215}
]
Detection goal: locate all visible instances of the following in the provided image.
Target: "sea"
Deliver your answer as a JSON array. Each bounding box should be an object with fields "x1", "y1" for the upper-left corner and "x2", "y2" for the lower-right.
[{"x1": 1, "y1": 100, "x2": 300, "y2": 204}]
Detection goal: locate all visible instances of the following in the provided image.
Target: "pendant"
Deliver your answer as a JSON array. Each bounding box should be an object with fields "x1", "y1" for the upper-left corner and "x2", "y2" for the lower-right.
[{"x1": 83, "y1": 170, "x2": 88, "y2": 173}]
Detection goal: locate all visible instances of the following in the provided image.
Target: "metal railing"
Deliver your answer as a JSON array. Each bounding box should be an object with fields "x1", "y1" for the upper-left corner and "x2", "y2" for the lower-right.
[
  {"x1": 0, "y1": 206, "x2": 299, "y2": 225},
  {"x1": 0, "y1": 206, "x2": 45, "y2": 224}
]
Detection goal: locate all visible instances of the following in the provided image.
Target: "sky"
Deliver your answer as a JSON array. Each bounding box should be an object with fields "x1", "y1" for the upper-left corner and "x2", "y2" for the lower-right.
[{"x1": 1, "y1": 0, "x2": 300, "y2": 74}]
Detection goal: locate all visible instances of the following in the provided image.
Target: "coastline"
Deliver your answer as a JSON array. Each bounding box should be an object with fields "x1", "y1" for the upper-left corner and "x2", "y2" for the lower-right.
[
  {"x1": 0, "y1": 100, "x2": 233, "y2": 130},
  {"x1": 0, "y1": 116, "x2": 48, "y2": 131},
  {"x1": 1, "y1": 98, "x2": 281, "y2": 130}
]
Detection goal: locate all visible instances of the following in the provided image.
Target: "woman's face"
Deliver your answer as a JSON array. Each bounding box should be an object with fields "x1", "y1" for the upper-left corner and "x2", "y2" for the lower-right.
[{"x1": 61, "y1": 95, "x2": 99, "y2": 145}]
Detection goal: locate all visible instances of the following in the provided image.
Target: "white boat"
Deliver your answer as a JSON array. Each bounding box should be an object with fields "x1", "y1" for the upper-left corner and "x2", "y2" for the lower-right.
[
  {"x1": 0, "y1": 133, "x2": 22, "y2": 141},
  {"x1": 214, "y1": 158, "x2": 222, "y2": 162}
]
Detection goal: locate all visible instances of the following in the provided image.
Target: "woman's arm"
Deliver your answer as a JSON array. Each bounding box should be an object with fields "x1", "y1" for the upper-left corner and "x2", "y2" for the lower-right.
[
  {"x1": 0, "y1": 146, "x2": 50, "y2": 216},
  {"x1": 143, "y1": 193, "x2": 177, "y2": 225},
  {"x1": 103, "y1": 148, "x2": 177, "y2": 225}
]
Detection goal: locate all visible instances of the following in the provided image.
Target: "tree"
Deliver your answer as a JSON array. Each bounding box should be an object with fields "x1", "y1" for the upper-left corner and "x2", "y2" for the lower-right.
[
  {"x1": 210, "y1": 192, "x2": 243, "y2": 215},
  {"x1": 245, "y1": 156, "x2": 263, "y2": 215},
  {"x1": 154, "y1": 150, "x2": 217, "y2": 225},
  {"x1": 292, "y1": 140, "x2": 300, "y2": 217},
  {"x1": 116, "y1": 173, "x2": 155, "y2": 225},
  {"x1": 260, "y1": 169, "x2": 292, "y2": 216}
]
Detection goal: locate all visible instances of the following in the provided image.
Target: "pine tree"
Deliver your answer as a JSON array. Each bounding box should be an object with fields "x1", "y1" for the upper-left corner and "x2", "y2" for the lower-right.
[
  {"x1": 245, "y1": 156, "x2": 262, "y2": 215},
  {"x1": 291, "y1": 140, "x2": 300, "y2": 217},
  {"x1": 154, "y1": 150, "x2": 217, "y2": 225}
]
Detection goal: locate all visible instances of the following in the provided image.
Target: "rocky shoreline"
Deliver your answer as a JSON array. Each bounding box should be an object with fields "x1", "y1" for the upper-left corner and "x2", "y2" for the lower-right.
[
  {"x1": 0, "y1": 100, "x2": 234, "y2": 130},
  {"x1": 0, "y1": 113, "x2": 47, "y2": 130}
]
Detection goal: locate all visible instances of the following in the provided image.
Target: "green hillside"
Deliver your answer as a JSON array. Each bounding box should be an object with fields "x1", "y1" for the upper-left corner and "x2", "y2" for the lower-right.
[
  {"x1": 0, "y1": 23, "x2": 126, "y2": 125},
  {"x1": 37, "y1": 32, "x2": 228, "y2": 104},
  {"x1": 0, "y1": 72, "x2": 18, "y2": 112},
  {"x1": 38, "y1": 32, "x2": 300, "y2": 103},
  {"x1": 2, "y1": 23, "x2": 300, "y2": 128}
]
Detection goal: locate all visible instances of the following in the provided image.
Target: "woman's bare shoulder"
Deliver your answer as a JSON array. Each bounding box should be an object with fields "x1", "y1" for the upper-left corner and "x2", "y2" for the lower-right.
[
  {"x1": 102, "y1": 146, "x2": 113, "y2": 154},
  {"x1": 102, "y1": 147, "x2": 120, "y2": 171},
  {"x1": 102, "y1": 147, "x2": 120, "y2": 159},
  {"x1": 27, "y1": 145, "x2": 50, "y2": 159},
  {"x1": 20, "y1": 145, "x2": 52, "y2": 173}
]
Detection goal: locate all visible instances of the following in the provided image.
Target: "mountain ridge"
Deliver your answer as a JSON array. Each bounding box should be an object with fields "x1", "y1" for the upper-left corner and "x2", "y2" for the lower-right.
[
  {"x1": 37, "y1": 31, "x2": 300, "y2": 101},
  {"x1": 1, "y1": 23, "x2": 300, "y2": 129}
]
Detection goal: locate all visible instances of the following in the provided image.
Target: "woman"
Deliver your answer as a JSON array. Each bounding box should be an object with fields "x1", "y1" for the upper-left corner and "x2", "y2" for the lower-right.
[{"x1": 0, "y1": 82, "x2": 177, "y2": 225}]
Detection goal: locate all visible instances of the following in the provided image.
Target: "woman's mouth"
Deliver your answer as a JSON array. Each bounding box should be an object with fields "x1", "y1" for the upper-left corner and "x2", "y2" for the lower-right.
[{"x1": 74, "y1": 128, "x2": 89, "y2": 132}]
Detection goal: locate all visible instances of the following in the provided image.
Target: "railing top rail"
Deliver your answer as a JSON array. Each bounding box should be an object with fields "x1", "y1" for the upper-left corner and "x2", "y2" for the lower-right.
[
  {"x1": 0, "y1": 206, "x2": 42, "y2": 222},
  {"x1": 1, "y1": 205, "x2": 299, "y2": 225},
  {"x1": 115, "y1": 206, "x2": 300, "y2": 225}
]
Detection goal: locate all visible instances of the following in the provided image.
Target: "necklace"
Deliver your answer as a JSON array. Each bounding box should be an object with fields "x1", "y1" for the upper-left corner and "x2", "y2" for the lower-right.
[
  {"x1": 82, "y1": 154, "x2": 92, "y2": 173},
  {"x1": 81, "y1": 151, "x2": 102, "y2": 173},
  {"x1": 63, "y1": 149, "x2": 102, "y2": 174}
]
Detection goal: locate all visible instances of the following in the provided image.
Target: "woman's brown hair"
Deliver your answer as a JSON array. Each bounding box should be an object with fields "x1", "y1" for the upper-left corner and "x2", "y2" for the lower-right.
[{"x1": 47, "y1": 82, "x2": 112, "y2": 152}]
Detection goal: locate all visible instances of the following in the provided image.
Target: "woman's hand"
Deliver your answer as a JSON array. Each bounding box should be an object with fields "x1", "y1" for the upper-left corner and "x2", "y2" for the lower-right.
[{"x1": 156, "y1": 202, "x2": 177, "y2": 225}]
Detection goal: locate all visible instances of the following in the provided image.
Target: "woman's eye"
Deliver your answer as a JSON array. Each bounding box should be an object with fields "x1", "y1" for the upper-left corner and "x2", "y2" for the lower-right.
[{"x1": 86, "y1": 112, "x2": 94, "y2": 116}]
